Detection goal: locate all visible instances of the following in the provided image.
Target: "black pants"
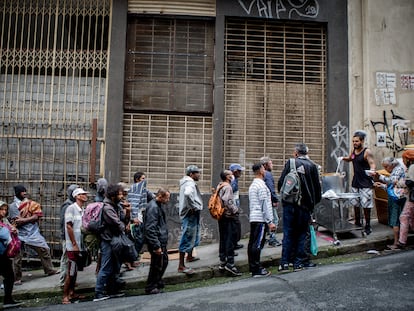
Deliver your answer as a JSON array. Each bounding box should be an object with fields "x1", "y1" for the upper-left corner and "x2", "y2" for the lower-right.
[
  {"x1": 218, "y1": 216, "x2": 238, "y2": 265},
  {"x1": 145, "y1": 245, "x2": 168, "y2": 293},
  {"x1": 0, "y1": 255, "x2": 15, "y2": 303},
  {"x1": 247, "y1": 222, "x2": 268, "y2": 274}
]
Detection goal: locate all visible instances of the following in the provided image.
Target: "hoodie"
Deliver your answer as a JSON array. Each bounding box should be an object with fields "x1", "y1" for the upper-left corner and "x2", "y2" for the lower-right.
[{"x1": 178, "y1": 176, "x2": 203, "y2": 219}]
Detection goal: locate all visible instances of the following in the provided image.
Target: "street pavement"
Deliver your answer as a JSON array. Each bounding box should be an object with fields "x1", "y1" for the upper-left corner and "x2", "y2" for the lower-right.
[{"x1": 5, "y1": 220, "x2": 413, "y2": 303}]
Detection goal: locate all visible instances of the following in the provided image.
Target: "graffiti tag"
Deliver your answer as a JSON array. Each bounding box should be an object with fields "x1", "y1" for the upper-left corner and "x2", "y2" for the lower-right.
[{"x1": 237, "y1": 0, "x2": 319, "y2": 19}]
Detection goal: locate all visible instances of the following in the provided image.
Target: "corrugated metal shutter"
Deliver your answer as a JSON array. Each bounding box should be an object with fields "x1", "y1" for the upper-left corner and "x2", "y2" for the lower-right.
[
  {"x1": 124, "y1": 17, "x2": 214, "y2": 114},
  {"x1": 121, "y1": 113, "x2": 212, "y2": 192},
  {"x1": 224, "y1": 18, "x2": 327, "y2": 192},
  {"x1": 128, "y1": 0, "x2": 216, "y2": 17}
]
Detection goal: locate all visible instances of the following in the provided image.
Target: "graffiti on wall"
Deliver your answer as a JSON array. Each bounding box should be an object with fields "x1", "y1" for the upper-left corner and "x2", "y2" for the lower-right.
[
  {"x1": 330, "y1": 121, "x2": 349, "y2": 162},
  {"x1": 370, "y1": 110, "x2": 410, "y2": 156},
  {"x1": 237, "y1": 0, "x2": 319, "y2": 19}
]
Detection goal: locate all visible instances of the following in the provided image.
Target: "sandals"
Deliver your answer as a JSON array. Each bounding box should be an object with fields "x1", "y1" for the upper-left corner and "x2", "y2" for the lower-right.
[
  {"x1": 62, "y1": 297, "x2": 71, "y2": 304},
  {"x1": 186, "y1": 256, "x2": 200, "y2": 262},
  {"x1": 177, "y1": 267, "x2": 195, "y2": 274}
]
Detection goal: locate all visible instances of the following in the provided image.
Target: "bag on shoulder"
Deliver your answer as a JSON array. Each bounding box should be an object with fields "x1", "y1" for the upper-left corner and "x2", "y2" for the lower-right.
[
  {"x1": 82, "y1": 202, "x2": 104, "y2": 234},
  {"x1": 208, "y1": 184, "x2": 225, "y2": 220},
  {"x1": 281, "y1": 158, "x2": 302, "y2": 205},
  {"x1": 0, "y1": 223, "x2": 21, "y2": 258}
]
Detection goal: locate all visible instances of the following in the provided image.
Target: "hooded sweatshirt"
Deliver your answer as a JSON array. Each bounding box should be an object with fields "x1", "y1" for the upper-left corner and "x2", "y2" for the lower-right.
[{"x1": 178, "y1": 176, "x2": 203, "y2": 219}]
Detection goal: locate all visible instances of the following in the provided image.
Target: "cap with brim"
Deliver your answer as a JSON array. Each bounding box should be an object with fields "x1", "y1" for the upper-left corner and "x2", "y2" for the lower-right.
[
  {"x1": 229, "y1": 163, "x2": 245, "y2": 171},
  {"x1": 186, "y1": 165, "x2": 201, "y2": 175},
  {"x1": 72, "y1": 188, "x2": 89, "y2": 198}
]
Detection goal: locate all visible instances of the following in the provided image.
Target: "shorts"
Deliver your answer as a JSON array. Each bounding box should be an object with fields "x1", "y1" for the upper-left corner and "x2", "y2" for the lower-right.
[
  {"x1": 388, "y1": 198, "x2": 405, "y2": 227},
  {"x1": 178, "y1": 212, "x2": 200, "y2": 253},
  {"x1": 350, "y1": 187, "x2": 374, "y2": 209}
]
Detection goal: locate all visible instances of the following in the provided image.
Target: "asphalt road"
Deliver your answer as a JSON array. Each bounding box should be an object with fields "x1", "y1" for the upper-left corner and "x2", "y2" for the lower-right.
[{"x1": 27, "y1": 250, "x2": 414, "y2": 311}]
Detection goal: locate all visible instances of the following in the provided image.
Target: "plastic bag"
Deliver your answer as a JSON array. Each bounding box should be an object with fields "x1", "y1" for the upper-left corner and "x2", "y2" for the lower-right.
[{"x1": 310, "y1": 225, "x2": 318, "y2": 256}]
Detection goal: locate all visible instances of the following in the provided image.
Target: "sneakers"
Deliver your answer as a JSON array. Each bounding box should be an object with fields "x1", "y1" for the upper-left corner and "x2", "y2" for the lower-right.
[
  {"x1": 278, "y1": 264, "x2": 290, "y2": 273},
  {"x1": 293, "y1": 264, "x2": 304, "y2": 272},
  {"x1": 365, "y1": 226, "x2": 372, "y2": 235},
  {"x1": 3, "y1": 300, "x2": 24, "y2": 309},
  {"x1": 235, "y1": 243, "x2": 244, "y2": 249},
  {"x1": 145, "y1": 288, "x2": 162, "y2": 295},
  {"x1": 252, "y1": 268, "x2": 271, "y2": 277},
  {"x1": 303, "y1": 262, "x2": 317, "y2": 268},
  {"x1": 218, "y1": 261, "x2": 226, "y2": 272},
  {"x1": 93, "y1": 294, "x2": 110, "y2": 302},
  {"x1": 224, "y1": 264, "x2": 242, "y2": 277},
  {"x1": 268, "y1": 240, "x2": 282, "y2": 247}
]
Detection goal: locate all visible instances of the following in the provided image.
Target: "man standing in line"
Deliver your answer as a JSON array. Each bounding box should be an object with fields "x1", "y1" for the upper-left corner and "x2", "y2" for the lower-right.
[
  {"x1": 217, "y1": 170, "x2": 242, "y2": 277},
  {"x1": 144, "y1": 188, "x2": 171, "y2": 295},
  {"x1": 340, "y1": 130, "x2": 376, "y2": 235},
  {"x1": 62, "y1": 187, "x2": 89, "y2": 304},
  {"x1": 177, "y1": 165, "x2": 203, "y2": 274},
  {"x1": 248, "y1": 163, "x2": 275, "y2": 277},
  {"x1": 94, "y1": 184, "x2": 126, "y2": 302},
  {"x1": 59, "y1": 184, "x2": 78, "y2": 287},
  {"x1": 260, "y1": 156, "x2": 282, "y2": 247},
  {"x1": 229, "y1": 163, "x2": 245, "y2": 249},
  {"x1": 277, "y1": 143, "x2": 321, "y2": 272}
]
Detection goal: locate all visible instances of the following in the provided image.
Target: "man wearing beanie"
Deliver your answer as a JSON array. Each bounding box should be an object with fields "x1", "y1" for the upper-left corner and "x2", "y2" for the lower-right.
[{"x1": 9, "y1": 185, "x2": 57, "y2": 284}]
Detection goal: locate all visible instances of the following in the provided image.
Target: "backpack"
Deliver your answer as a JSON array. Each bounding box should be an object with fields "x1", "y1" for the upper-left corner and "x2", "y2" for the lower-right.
[
  {"x1": 82, "y1": 202, "x2": 104, "y2": 234},
  {"x1": 208, "y1": 184, "x2": 225, "y2": 220},
  {"x1": 280, "y1": 158, "x2": 302, "y2": 205}
]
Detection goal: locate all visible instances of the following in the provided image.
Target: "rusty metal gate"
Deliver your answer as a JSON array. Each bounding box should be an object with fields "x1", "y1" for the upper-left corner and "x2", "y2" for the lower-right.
[
  {"x1": 224, "y1": 18, "x2": 327, "y2": 191},
  {"x1": 0, "y1": 0, "x2": 110, "y2": 257}
]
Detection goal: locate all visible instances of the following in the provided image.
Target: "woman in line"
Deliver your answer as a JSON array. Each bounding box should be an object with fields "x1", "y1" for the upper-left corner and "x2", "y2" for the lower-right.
[{"x1": 374, "y1": 157, "x2": 405, "y2": 250}]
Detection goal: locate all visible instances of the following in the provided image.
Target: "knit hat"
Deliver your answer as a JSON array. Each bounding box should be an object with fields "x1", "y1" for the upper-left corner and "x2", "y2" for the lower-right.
[
  {"x1": 14, "y1": 184, "x2": 27, "y2": 196},
  {"x1": 0, "y1": 201, "x2": 7, "y2": 208}
]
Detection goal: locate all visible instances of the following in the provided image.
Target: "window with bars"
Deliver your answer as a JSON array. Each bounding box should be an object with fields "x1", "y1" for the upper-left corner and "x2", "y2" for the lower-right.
[
  {"x1": 124, "y1": 17, "x2": 215, "y2": 113},
  {"x1": 224, "y1": 18, "x2": 327, "y2": 192}
]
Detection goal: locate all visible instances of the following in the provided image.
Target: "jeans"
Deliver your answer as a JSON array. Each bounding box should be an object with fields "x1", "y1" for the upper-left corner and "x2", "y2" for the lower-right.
[
  {"x1": 178, "y1": 211, "x2": 200, "y2": 253},
  {"x1": 281, "y1": 203, "x2": 310, "y2": 268},
  {"x1": 218, "y1": 216, "x2": 238, "y2": 265},
  {"x1": 95, "y1": 240, "x2": 121, "y2": 296}
]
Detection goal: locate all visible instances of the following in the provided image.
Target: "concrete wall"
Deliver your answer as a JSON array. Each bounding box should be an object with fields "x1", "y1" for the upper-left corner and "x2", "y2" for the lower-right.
[{"x1": 348, "y1": 0, "x2": 414, "y2": 164}]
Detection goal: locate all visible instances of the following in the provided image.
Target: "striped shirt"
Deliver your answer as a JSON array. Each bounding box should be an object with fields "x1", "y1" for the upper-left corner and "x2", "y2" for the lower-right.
[{"x1": 248, "y1": 178, "x2": 273, "y2": 223}]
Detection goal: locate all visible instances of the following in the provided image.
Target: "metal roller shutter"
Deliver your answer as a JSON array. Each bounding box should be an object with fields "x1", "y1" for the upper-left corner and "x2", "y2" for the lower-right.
[
  {"x1": 224, "y1": 18, "x2": 327, "y2": 192},
  {"x1": 128, "y1": 0, "x2": 216, "y2": 17}
]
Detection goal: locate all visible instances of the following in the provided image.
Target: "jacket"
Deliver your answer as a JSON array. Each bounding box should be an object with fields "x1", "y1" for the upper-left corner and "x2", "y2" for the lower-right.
[
  {"x1": 100, "y1": 198, "x2": 125, "y2": 241},
  {"x1": 144, "y1": 199, "x2": 168, "y2": 250},
  {"x1": 278, "y1": 156, "x2": 322, "y2": 212},
  {"x1": 178, "y1": 176, "x2": 203, "y2": 218},
  {"x1": 218, "y1": 182, "x2": 238, "y2": 218}
]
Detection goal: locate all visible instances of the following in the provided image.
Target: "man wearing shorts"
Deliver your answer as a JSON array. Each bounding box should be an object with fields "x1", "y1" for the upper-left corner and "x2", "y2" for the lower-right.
[
  {"x1": 340, "y1": 130, "x2": 376, "y2": 235},
  {"x1": 177, "y1": 165, "x2": 203, "y2": 274}
]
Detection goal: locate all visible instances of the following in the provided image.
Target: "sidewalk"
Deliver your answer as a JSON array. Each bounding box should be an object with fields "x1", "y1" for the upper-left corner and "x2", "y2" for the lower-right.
[{"x1": 7, "y1": 220, "x2": 411, "y2": 301}]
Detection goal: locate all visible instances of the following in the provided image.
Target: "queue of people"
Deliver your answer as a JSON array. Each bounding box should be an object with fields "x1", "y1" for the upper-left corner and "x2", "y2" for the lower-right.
[{"x1": 2, "y1": 136, "x2": 413, "y2": 305}]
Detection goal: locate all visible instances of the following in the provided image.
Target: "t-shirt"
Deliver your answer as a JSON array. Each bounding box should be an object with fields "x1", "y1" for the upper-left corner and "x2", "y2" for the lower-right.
[{"x1": 64, "y1": 203, "x2": 83, "y2": 251}]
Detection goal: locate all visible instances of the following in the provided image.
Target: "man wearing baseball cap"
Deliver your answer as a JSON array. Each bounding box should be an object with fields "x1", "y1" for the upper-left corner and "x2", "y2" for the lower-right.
[
  {"x1": 63, "y1": 188, "x2": 89, "y2": 304},
  {"x1": 229, "y1": 163, "x2": 245, "y2": 249},
  {"x1": 177, "y1": 165, "x2": 203, "y2": 274}
]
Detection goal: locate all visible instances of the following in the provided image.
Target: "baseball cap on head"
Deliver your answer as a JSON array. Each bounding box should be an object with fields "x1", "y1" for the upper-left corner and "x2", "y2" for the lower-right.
[
  {"x1": 186, "y1": 165, "x2": 201, "y2": 175},
  {"x1": 72, "y1": 188, "x2": 89, "y2": 198},
  {"x1": 229, "y1": 163, "x2": 245, "y2": 171}
]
